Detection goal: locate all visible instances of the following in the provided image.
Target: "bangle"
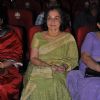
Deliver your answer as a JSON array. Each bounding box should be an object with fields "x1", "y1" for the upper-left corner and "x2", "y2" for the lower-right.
[{"x1": 0, "y1": 62, "x2": 4, "y2": 68}]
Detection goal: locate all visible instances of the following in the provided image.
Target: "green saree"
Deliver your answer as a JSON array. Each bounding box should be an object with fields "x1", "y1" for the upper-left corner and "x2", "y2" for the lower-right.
[{"x1": 21, "y1": 32, "x2": 78, "y2": 100}]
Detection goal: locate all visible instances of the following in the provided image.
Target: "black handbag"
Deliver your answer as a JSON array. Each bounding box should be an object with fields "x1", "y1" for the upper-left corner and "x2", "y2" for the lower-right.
[{"x1": 85, "y1": 62, "x2": 100, "y2": 77}]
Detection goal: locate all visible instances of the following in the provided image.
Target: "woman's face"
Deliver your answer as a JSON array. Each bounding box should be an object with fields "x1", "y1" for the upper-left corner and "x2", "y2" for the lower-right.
[
  {"x1": 97, "y1": 23, "x2": 100, "y2": 29},
  {"x1": 47, "y1": 9, "x2": 61, "y2": 31}
]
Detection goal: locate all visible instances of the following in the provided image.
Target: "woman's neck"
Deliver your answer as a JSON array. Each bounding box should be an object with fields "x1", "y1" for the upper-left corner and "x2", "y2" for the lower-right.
[
  {"x1": 96, "y1": 31, "x2": 100, "y2": 39},
  {"x1": 48, "y1": 29, "x2": 61, "y2": 37}
]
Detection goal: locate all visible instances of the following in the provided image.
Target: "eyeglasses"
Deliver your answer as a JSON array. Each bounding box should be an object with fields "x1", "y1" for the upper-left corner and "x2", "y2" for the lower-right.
[{"x1": 47, "y1": 16, "x2": 61, "y2": 22}]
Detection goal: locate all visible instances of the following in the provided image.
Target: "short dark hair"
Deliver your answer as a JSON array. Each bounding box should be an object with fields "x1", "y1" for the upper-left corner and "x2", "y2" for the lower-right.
[{"x1": 41, "y1": 6, "x2": 70, "y2": 31}]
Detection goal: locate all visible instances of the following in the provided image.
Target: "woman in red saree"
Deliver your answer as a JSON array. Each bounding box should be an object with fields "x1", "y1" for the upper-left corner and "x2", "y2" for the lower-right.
[{"x1": 0, "y1": 11, "x2": 23, "y2": 100}]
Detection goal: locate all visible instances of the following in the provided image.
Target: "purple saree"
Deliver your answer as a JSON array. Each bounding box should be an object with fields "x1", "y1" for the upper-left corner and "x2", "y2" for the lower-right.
[{"x1": 66, "y1": 32, "x2": 100, "y2": 100}]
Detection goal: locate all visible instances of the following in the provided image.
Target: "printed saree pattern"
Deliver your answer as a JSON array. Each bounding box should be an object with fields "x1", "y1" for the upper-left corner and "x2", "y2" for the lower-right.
[{"x1": 0, "y1": 29, "x2": 23, "y2": 100}]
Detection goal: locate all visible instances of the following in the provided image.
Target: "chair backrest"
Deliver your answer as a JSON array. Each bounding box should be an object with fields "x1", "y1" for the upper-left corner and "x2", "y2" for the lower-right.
[
  {"x1": 65, "y1": 27, "x2": 71, "y2": 33},
  {"x1": 76, "y1": 25, "x2": 91, "y2": 50},
  {"x1": 27, "y1": 25, "x2": 41, "y2": 59},
  {"x1": 7, "y1": 9, "x2": 33, "y2": 31},
  {"x1": 28, "y1": 25, "x2": 42, "y2": 49}
]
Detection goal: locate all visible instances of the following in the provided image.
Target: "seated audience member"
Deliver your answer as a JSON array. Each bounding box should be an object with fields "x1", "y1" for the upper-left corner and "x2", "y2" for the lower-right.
[
  {"x1": 73, "y1": 3, "x2": 98, "y2": 32},
  {"x1": 35, "y1": 0, "x2": 62, "y2": 26},
  {"x1": 35, "y1": 11, "x2": 44, "y2": 26},
  {"x1": 84, "y1": 0, "x2": 90, "y2": 9},
  {"x1": 67, "y1": 12, "x2": 100, "y2": 100},
  {"x1": 0, "y1": 11, "x2": 23, "y2": 99},
  {"x1": 89, "y1": 0, "x2": 99, "y2": 6},
  {"x1": 21, "y1": 7, "x2": 78, "y2": 100}
]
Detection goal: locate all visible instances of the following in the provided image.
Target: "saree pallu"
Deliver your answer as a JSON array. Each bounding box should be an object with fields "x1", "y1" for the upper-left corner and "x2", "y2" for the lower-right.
[{"x1": 21, "y1": 32, "x2": 78, "y2": 100}]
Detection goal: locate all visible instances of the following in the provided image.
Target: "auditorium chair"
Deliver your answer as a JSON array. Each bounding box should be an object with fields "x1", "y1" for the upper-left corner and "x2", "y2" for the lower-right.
[{"x1": 76, "y1": 25, "x2": 91, "y2": 50}]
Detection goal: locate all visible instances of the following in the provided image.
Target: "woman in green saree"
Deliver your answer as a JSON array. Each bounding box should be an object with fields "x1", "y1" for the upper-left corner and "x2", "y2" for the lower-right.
[{"x1": 21, "y1": 7, "x2": 78, "y2": 100}]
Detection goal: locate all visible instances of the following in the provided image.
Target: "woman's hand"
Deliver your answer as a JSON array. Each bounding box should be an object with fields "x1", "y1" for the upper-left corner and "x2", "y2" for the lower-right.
[
  {"x1": 82, "y1": 52, "x2": 100, "y2": 72},
  {"x1": 0, "y1": 62, "x2": 4, "y2": 68},
  {"x1": 52, "y1": 65, "x2": 66, "y2": 73},
  {"x1": 0, "y1": 61, "x2": 12, "y2": 68},
  {"x1": 0, "y1": 60, "x2": 23, "y2": 69},
  {"x1": 56, "y1": 66, "x2": 66, "y2": 72},
  {"x1": 95, "y1": 64, "x2": 100, "y2": 72}
]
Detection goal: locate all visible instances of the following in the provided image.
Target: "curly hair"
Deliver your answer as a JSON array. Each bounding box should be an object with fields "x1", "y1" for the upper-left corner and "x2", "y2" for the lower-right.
[{"x1": 41, "y1": 6, "x2": 70, "y2": 32}]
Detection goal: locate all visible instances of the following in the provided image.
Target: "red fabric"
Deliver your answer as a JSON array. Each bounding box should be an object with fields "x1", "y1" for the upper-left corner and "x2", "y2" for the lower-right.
[
  {"x1": 0, "y1": 29, "x2": 23, "y2": 100},
  {"x1": 0, "y1": 29, "x2": 23, "y2": 61},
  {"x1": 9, "y1": 25, "x2": 23, "y2": 42},
  {"x1": 27, "y1": 26, "x2": 41, "y2": 59},
  {"x1": 0, "y1": 67, "x2": 22, "y2": 100},
  {"x1": 28, "y1": 26, "x2": 42, "y2": 48}
]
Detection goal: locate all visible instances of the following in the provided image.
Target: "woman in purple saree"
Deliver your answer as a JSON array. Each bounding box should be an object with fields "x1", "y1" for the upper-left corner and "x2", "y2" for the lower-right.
[{"x1": 66, "y1": 13, "x2": 100, "y2": 100}]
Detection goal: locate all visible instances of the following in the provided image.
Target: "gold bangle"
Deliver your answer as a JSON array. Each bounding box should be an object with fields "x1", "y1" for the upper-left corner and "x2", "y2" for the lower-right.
[{"x1": 0, "y1": 62, "x2": 4, "y2": 68}]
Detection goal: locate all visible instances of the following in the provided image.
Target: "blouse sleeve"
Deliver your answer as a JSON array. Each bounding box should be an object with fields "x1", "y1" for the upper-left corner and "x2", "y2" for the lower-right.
[
  {"x1": 81, "y1": 32, "x2": 93, "y2": 55},
  {"x1": 31, "y1": 33, "x2": 40, "y2": 49}
]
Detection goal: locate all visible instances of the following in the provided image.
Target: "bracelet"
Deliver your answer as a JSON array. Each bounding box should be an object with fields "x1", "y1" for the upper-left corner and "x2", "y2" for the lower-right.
[{"x1": 0, "y1": 62, "x2": 4, "y2": 68}]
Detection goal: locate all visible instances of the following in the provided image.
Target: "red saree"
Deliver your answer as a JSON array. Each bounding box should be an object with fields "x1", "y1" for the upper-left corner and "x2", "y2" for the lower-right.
[{"x1": 0, "y1": 29, "x2": 23, "y2": 100}]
